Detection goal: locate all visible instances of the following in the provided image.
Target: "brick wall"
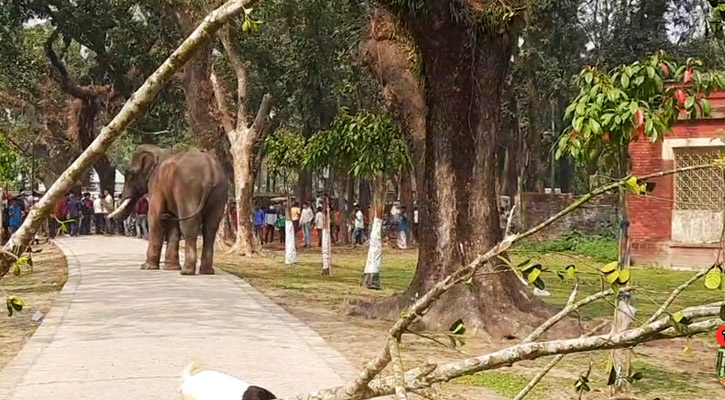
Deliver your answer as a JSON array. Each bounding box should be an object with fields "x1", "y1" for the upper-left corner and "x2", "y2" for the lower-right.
[
  {"x1": 522, "y1": 193, "x2": 619, "y2": 237},
  {"x1": 628, "y1": 89, "x2": 725, "y2": 268}
]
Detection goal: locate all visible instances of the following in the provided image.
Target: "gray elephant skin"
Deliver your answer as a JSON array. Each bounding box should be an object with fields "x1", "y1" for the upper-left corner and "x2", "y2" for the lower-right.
[{"x1": 115, "y1": 145, "x2": 229, "y2": 275}]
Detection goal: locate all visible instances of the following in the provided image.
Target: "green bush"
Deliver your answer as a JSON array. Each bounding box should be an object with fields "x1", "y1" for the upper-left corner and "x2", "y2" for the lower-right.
[{"x1": 516, "y1": 231, "x2": 618, "y2": 262}]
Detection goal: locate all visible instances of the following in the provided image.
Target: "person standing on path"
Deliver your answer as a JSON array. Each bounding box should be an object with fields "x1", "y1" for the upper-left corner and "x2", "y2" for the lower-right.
[
  {"x1": 135, "y1": 195, "x2": 149, "y2": 239},
  {"x1": 314, "y1": 206, "x2": 324, "y2": 247},
  {"x1": 264, "y1": 205, "x2": 277, "y2": 244},
  {"x1": 352, "y1": 204, "x2": 364, "y2": 246},
  {"x1": 299, "y1": 203, "x2": 314, "y2": 248},
  {"x1": 8, "y1": 198, "x2": 23, "y2": 234},
  {"x1": 81, "y1": 193, "x2": 94, "y2": 235},
  {"x1": 397, "y1": 206, "x2": 409, "y2": 249},
  {"x1": 276, "y1": 211, "x2": 286, "y2": 244},
  {"x1": 102, "y1": 190, "x2": 114, "y2": 235},
  {"x1": 253, "y1": 205, "x2": 265, "y2": 243},
  {"x1": 291, "y1": 201, "x2": 301, "y2": 236},
  {"x1": 93, "y1": 194, "x2": 105, "y2": 234},
  {"x1": 66, "y1": 193, "x2": 82, "y2": 237}
]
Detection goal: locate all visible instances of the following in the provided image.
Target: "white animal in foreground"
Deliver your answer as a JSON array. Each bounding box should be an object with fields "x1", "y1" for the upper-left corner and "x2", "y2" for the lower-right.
[{"x1": 181, "y1": 362, "x2": 277, "y2": 400}]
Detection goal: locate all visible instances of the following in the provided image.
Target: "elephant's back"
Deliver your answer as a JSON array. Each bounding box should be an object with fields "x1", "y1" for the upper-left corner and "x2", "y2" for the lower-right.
[{"x1": 156, "y1": 150, "x2": 227, "y2": 189}]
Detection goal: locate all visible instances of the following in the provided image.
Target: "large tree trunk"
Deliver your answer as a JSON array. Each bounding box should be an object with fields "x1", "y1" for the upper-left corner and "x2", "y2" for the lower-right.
[
  {"x1": 231, "y1": 140, "x2": 257, "y2": 257},
  {"x1": 172, "y1": 8, "x2": 233, "y2": 175},
  {"x1": 358, "y1": 179, "x2": 371, "y2": 210},
  {"x1": 296, "y1": 169, "x2": 312, "y2": 204},
  {"x1": 353, "y1": 7, "x2": 550, "y2": 339}
]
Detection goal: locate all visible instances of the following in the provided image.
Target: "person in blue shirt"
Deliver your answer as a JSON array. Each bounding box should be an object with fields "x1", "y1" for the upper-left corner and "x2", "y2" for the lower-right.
[
  {"x1": 8, "y1": 198, "x2": 23, "y2": 233},
  {"x1": 253, "y1": 205, "x2": 265, "y2": 242}
]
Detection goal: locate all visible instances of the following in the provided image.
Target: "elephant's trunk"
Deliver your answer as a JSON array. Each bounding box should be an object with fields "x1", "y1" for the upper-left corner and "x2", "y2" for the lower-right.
[{"x1": 109, "y1": 198, "x2": 133, "y2": 220}]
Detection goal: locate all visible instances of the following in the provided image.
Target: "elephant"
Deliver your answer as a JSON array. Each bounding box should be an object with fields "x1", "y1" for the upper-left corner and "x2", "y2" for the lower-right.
[{"x1": 112, "y1": 145, "x2": 229, "y2": 275}]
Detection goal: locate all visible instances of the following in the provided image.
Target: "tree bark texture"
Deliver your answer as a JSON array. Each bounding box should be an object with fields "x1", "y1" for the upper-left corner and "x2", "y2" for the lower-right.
[
  {"x1": 232, "y1": 140, "x2": 257, "y2": 256},
  {"x1": 359, "y1": 6, "x2": 550, "y2": 339},
  {"x1": 363, "y1": 175, "x2": 386, "y2": 286},
  {"x1": 172, "y1": 7, "x2": 233, "y2": 175},
  {"x1": 360, "y1": 8, "x2": 426, "y2": 197},
  {"x1": 1, "y1": 0, "x2": 265, "y2": 277}
]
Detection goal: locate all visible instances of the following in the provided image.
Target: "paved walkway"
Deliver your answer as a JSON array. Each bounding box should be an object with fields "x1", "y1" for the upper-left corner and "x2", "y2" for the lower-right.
[{"x1": 0, "y1": 236, "x2": 357, "y2": 400}]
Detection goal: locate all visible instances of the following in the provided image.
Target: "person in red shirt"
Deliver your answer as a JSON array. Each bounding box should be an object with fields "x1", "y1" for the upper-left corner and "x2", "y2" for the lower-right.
[{"x1": 135, "y1": 195, "x2": 149, "y2": 239}]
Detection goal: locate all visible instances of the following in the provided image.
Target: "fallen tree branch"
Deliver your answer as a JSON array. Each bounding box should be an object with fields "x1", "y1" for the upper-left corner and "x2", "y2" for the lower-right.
[
  {"x1": 0, "y1": 0, "x2": 263, "y2": 277},
  {"x1": 388, "y1": 337, "x2": 408, "y2": 400},
  {"x1": 522, "y1": 286, "x2": 626, "y2": 343},
  {"x1": 513, "y1": 320, "x2": 610, "y2": 400},
  {"x1": 645, "y1": 267, "x2": 709, "y2": 324},
  {"x1": 332, "y1": 161, "x2": 724, "y2": 398},
  {"x1": 278, "y1": 304, "x2": 722, "y2": 399}
]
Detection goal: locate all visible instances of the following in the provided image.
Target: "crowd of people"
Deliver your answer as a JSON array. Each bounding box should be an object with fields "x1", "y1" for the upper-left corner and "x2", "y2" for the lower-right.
[
  {"x1": 1, "y1": 190, "x2": 149, "y2": 242},
  {"x1": 241, "y1": 193, "x2": 419, "y2": 250}
]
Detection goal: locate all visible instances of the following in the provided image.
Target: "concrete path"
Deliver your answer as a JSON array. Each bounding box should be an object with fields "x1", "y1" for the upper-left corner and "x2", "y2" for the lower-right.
[{"x1": 0, "y1": 236, "x2": 357, "y2": 400}]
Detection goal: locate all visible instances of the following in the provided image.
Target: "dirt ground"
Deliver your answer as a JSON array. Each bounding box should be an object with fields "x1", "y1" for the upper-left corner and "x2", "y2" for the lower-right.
[
  {"x1": 218, "y1": 244, "x2": 725, "y2": 400},
  {"x1": 0, "y1": 242, "x2": 67, "y2": 370}
]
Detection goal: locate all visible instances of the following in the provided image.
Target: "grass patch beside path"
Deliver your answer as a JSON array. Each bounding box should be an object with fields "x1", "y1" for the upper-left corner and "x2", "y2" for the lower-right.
[
  {"x1": 0, "y1": 242, "x2": 67, "y2": 370},
  {"x1": 218, "y1": 243, "x2": 719, "y2": 400}
]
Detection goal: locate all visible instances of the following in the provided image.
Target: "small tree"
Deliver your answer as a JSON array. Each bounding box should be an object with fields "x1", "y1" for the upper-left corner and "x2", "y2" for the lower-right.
[
  {"x1": 306, "y1": 109, "x2": 409, "y2": 287},
  {"x1": 557, "y1": 51, "x2": 724, "y2": 396},
  {"x1": 264, "y1": 127, "x2": 306, "y2": 265}
]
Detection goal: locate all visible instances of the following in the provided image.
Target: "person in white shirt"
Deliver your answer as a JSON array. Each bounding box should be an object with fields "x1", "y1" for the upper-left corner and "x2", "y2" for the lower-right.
[
  {"x1": 93, "y1": 194, "x2": 106, "y2": 234},
  {"x1": 299, "y1": 203, "x2": 314, "y2": 247},
  {"x1": 314, "y1": 206, "x2": 324, "y2": 247},
  {"x1": 264, "y1": 205, "x2": 278, "y2": 244},
  {"x1": 102, "y1": 190, "x2": 116, "y2": 235},
  {"x1": 353, "y1": 204, "x2": 364, "y2": 246}
]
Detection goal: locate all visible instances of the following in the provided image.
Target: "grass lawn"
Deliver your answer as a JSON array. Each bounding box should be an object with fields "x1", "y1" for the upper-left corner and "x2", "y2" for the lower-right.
[
  {"x1": 218, "y1": 237, "x2": 723, "y2": 400},
  {"x1": 0, "y1": 242, "x2": 67, "y2": 370}
]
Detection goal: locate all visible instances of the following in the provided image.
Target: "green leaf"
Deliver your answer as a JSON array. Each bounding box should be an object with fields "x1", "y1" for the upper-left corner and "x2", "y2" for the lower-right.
[
  {"x1": 575, "y1": 102, "x2": 586, "y2": 116},
  {"x1": 527, "y1": 268, "x2": 542, "y2": 284},
  {"x1": 618, "y1": 268, "x2": 631, "y2": 284},
  {"x1": 566, "y1": 264, "x2": 577, "y2": 280},
  {"x1": 705, "y1": 266, "x2": 722, "y2": 290},
  {"x1": 533, "y1": 277, "x2": 546, "y2": 290},
  {"x1": 682, "y1": 346, "x2": 693, "y2": 357},
  {"x1": 702, "y1": 98, "x2": 712, "y2": 116},
  {"x1": 673, "y1": 311, "x2": 685, "y2": 323},
  {"x1": 12, "y1": 263, "x2": 20, "y2": 276},
  {"x1": 625, "y1": 176, "x2": 641, "y2": 193},
  {"x1": 585, "y1": 72, "x2": 593, "y2": 85},
  {"x1": 646, "y1": 66, "x2": 655, "y2": 79},
  {"x1": 645, "y1": 118, "x2": 654, "y2": 136},
  {"x1": 590, "y1": 119, "x2": 601, "y2": 134},
  {"x1": 685, "y1": 95, "x2": 695, "y2": 110},
  {"x1": 601, "y1": 113, "x2": 614, "y2": 126},
  {"x1": 621, "y1": 73, "x2": 630, "y2": 88},
  {"x1": 9, "y1": 297, "x2": 23, "y2": 312},
  {"x1": 601, "y1": 261, "x2": 618, "y2": 274},
  {"x1": 605, "y1": 270, "x2": 620, "y2": 284},
  {"x1": 242, "y1": 19, "x2": 252, "y2": 33},
  {"x1": 449, "y1": 319, "x2": 466, "y2": 335},
  {"x1": 629, "y1": 101, "x2": 639, "y2": 114}
]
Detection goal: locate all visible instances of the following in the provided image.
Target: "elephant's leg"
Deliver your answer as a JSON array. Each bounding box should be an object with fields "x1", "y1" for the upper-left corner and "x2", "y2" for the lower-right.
[
  {"x1": 180, "y1": 219, "x2": 200, "y2": 275},
  {"x1": 163, "y1": 221, "x2": 181, "y2": 270},
  {"x1": 199, "y1": 207, "x2": 224, "y2": 275},
  {"x1": 142, "y1": 214, "x2": 163, "y2": 270}
]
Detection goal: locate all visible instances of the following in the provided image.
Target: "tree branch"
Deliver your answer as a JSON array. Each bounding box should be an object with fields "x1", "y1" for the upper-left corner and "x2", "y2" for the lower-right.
[
  {"x1": 388, "y1": 337, "x2": 408, "y2": 400},
  {"x1": 513, "y1": 321, "x2": 610, "y2": 400},
  {"x1": 251, "y1": 93, "x2": 274, "y2": 144},
  {"x1": 278, "y1": 304, "x2": 723, "y2": 400},
  {"x1": 210, "y1": 69, "x2": 236, "y2": 135},
  {"x1": 44, "y1": 30, "x2": 92, "y2": 100},
  {"x1": 645, "y1": 267, "x2": 709, "y2": 324},
  {"x1": 522, "y1": 285, "x2": 625, "y2": 343},
  {"x1": 217, "y1": 24, "x2": 251, "y2": 131},
  {"x1": 1, "y1": 0, "x2": 265, "y2": 278}
]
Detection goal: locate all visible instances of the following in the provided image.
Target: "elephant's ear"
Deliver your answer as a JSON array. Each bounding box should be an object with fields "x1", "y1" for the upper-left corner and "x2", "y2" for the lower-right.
[{"x1": 138, "y1": 150, "x2": 158, "y2": 177}]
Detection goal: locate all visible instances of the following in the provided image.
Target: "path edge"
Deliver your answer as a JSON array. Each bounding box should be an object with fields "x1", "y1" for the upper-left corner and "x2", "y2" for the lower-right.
[
  {"x1": 217, "y1": 269, "x2": 360, "y2": 381},
  {"x1": 0, "y1": 240, "x2": 82, "y2": 400}
]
